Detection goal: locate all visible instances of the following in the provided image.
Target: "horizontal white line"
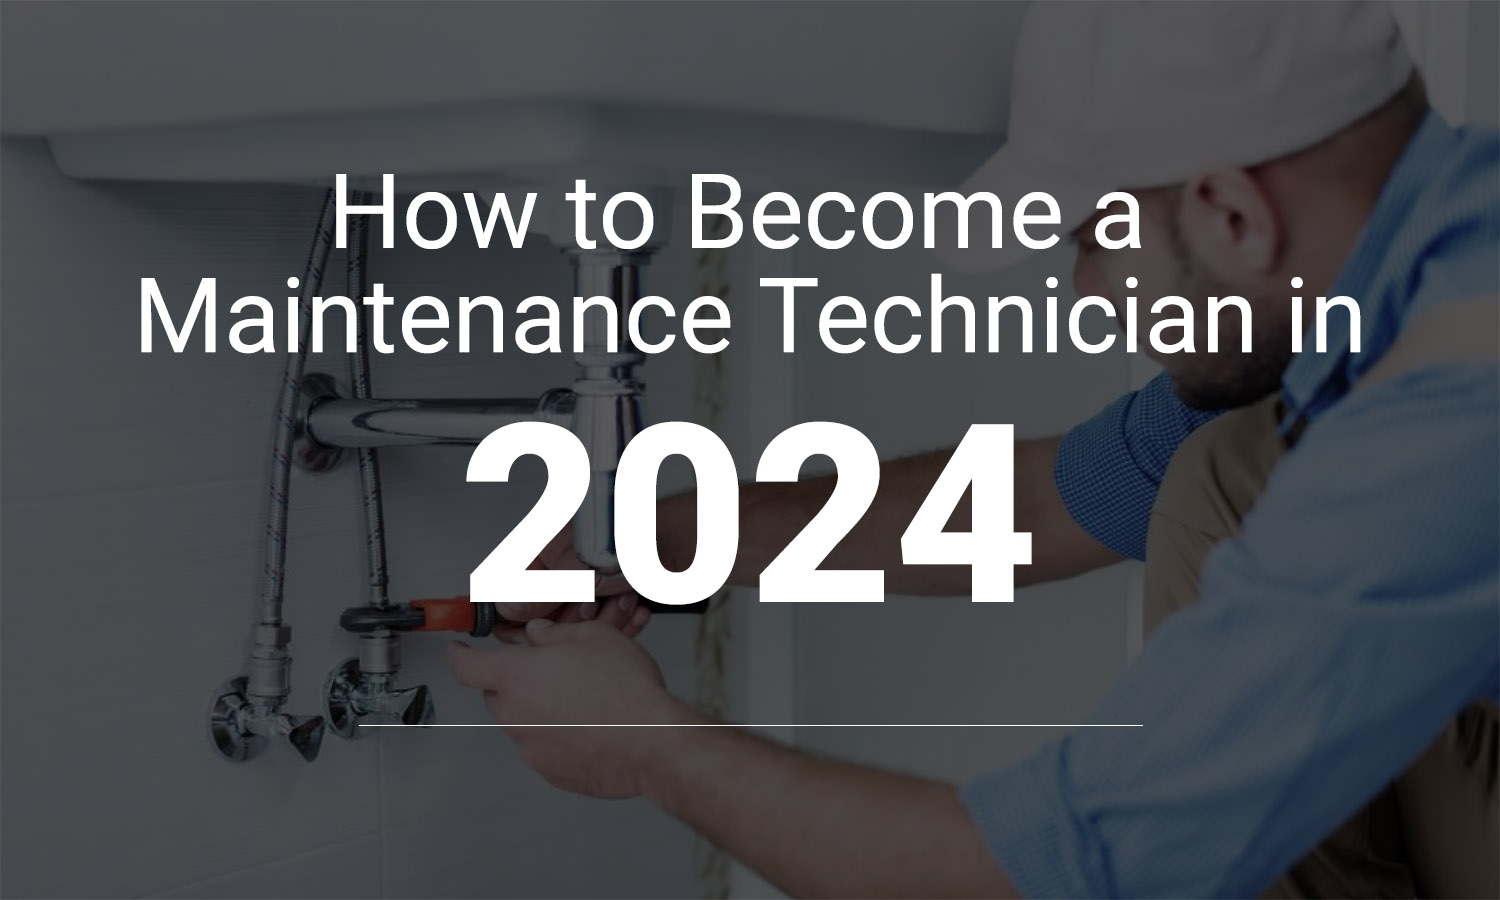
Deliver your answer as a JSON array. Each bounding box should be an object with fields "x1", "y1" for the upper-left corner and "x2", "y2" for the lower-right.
[{"x1": 359, "y1": 723, "x2": 1142, "y2": 728}]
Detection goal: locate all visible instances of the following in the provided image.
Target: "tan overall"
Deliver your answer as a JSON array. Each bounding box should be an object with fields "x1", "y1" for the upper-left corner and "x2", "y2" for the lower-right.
[{"x1": 1144, "y1": 395, "x2": 1499, "y2": 899}]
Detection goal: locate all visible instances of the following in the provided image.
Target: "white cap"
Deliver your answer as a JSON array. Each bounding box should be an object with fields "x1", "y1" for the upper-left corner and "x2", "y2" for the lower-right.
[{"x1": 940, "y1": 0, "x2": 1413, "y2": 273}]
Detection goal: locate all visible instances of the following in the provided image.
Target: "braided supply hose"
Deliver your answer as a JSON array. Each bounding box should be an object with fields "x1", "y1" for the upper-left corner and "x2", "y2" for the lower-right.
[
  {"x1": 258, "y1": 189, "x2": 338, "y2": 630},
  {"x1": 344, "y1": 201, "x2": 392, "y2": 610}
]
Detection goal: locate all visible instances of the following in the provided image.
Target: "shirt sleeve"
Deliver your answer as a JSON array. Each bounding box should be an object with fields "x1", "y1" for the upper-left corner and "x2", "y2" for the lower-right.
[
  {"x1": 1055, "y1": 372, "x2": 1221, "y2": 560},
  {"x1": 966, "y1": 362, "x2": 1500, "y2": 898}
]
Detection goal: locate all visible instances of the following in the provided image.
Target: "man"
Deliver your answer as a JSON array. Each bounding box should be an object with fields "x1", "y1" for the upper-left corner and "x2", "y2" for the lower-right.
[
  {"x1": 1144, "y1": 392, "x2": 1496, "y2": 899},
  {"x1": 450, "y1": 3, "x2": 1499, "y2": 896}
]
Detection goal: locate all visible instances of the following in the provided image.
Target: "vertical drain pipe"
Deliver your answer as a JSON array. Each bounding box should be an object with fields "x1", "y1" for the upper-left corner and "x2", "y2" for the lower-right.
[{"x1": 567, "y1": 249, "x2": 648, "y2": 571}]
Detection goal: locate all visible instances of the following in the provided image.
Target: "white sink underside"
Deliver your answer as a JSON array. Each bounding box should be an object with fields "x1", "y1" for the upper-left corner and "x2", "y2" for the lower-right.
[{"x1": 3, "y1": 2, "x2": 1024, "y2": 189}]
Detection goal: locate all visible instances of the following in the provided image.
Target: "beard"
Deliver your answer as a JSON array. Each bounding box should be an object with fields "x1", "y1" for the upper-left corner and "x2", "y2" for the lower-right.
[
  {"x1": 1161, "y1": 220, "x2": 1294, "y2": 411},
  {"x1": 1169, "y1": 331, "x2": 1292, "y2": 410}
]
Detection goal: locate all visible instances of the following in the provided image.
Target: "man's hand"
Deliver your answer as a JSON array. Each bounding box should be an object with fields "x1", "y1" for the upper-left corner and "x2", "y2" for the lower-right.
[
  {"x1": 447, "y1": 619, "x2": 700, "y2": 798},
  {"x1": 494, "y1": 526, "x2": 651, "y2": 642},
  {"x1": 450, "y1": 619, "x2": 1015, "y2": 898}
]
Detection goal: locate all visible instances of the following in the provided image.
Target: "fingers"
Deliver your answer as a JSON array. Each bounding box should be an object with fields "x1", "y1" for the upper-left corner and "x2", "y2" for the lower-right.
[
  {"x1": 527, "y1": 526, "x2": 579, "y2": 570},
  {"x1": 447, "y1": 641, "x2": 508, "y2": 690},
  {"x1": 494, "y1": 602, "x2": 564, "y2": 622},
  {"x1": 598, "y1": 593, "x2": 637, "y2": 628},
  {"x1": 528, "y1": 533, "x2": 629, "y2": 597},
  {"x1": 556, "y1": 594, "x2": 640, "y2": 631},
  {"x1": 523, "y1": 618, "x2": 570, "y2": 645},
  {"x1": 593, "y1": 594, "x2": 649, "y2": 636},
  {"x1": 622, "y1": 604, "x2": 651, "y2": 638},
  {"x1": 491, "y1": 621, "x2": 530, "y2": 645},
  {"x1": 596, "y1": 571, "x2": 631, "y2": 597},
  {"x1": 491, "y1": 590, "x2": 649, "y2": 647},
  {"x1": 524, "y1": 614, "x2": 639, "y2": 646},
  {"x1": 492, "y1": 599, "x2": 629, "y2": 643}
]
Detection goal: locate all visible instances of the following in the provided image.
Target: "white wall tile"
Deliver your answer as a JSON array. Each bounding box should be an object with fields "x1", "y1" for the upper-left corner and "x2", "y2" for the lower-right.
[{"x1": 151, "y1": 836, "x2": 383, "y2": 900}]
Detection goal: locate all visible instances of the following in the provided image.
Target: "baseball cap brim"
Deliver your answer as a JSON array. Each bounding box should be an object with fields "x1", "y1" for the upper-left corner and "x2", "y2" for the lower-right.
[{"x1": 933, "y1": 142, "x2": 1111, "y2": 275}]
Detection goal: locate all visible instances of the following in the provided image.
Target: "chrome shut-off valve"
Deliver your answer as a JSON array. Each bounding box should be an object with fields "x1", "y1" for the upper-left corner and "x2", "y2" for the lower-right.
[
  {"x1": 207, "y1": 676, "x2": 326, "y2": 763},
  {"x1": 208, "y1": 624, "x2": 328, "y2": 762},
  {"x1": 321, "y1": 632, "x2": 435, "y2": 738}
]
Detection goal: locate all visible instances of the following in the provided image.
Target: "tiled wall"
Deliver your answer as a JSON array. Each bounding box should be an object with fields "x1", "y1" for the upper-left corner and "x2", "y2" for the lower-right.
[{"x1": 0, "y1": 139, "x2": 704, "y2": 899}]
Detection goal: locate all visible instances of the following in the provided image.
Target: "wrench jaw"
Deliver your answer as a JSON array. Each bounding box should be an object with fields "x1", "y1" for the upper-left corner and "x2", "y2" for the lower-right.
[{"x1": 339, "y1": 598, "x2": 495, "y2": 638}]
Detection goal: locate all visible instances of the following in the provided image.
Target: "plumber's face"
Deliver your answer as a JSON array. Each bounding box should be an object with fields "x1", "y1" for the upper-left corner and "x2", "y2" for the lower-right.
[{"x1": 1071, "y1": 197, "x2": 1292, "y2": 411}]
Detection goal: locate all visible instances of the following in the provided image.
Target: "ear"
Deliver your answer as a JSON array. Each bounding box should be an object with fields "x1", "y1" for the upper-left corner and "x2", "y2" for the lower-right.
[{"x1": 1176, "y1": 168, "x2": 1281, "y2": 276}]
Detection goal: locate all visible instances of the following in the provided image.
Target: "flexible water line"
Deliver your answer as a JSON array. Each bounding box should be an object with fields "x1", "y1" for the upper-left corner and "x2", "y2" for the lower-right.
[
  {"x1": 258, "y1": 189, "x2": 338, "y2": 628},
  {"x1": 344, "y1": 201, "x2": 392, "y2": 609}
]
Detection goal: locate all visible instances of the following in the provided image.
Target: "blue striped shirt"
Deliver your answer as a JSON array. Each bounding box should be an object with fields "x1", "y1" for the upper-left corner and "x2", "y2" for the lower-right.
[{"x1": 965, "y1": 113, "x2": 1500, "y2": 897}]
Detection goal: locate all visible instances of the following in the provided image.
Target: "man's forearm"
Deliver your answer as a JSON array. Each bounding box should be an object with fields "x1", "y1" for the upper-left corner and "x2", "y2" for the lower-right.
[
  {"x1": 642, "y1": 714, "x2": 1016, "y2": 898},
  {"x1": 660, "y1": 435, "x2": 1120, "y2": 594}
]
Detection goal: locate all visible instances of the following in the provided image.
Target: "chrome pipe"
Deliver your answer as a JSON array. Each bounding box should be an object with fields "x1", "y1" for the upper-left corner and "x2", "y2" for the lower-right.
[
  {"x1": 571, "y1": 249, "x2": 649, "y2": 377},
  {"x1": 572, "y1": 379, "x2": 643, "y2": 569},
  {"x1": 567, "y1": 250, "x2": 649, "y2": 570},
  {"x1": 306, "y1": 389, "x2": 576, "y2": 449}
]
